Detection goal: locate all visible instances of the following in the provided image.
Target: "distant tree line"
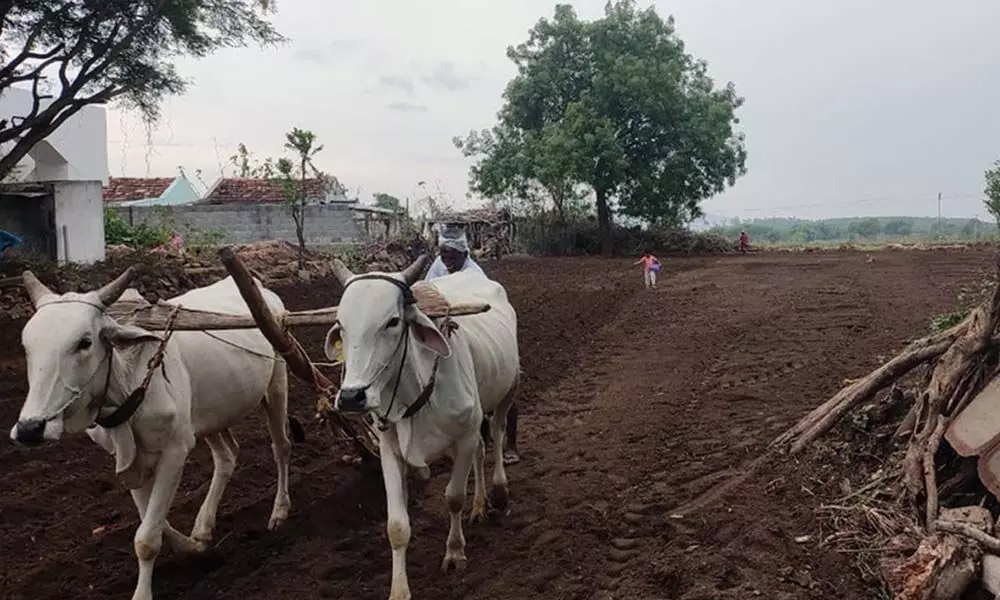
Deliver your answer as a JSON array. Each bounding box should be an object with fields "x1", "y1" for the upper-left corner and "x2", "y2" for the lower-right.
[{"x1": 709, "y1": 216, "x2": 993, "y2": 244}]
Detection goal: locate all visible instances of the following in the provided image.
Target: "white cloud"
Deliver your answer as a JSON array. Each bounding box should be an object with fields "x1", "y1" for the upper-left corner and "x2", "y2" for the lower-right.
[{"x1": 107, "y1": 0, "x2": 1000, "y2": 218}]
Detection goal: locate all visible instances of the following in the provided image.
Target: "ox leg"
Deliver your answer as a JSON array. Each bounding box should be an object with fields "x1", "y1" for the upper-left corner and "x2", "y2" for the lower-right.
[
  {"x1": 469, "y1": 437, "x2": 488, "y2": 525},
  {"x1": 132, "y1": 444, "x2": 191, "y2": 600},
  {"x1": 130, "y1": 484, "x2": 205, "y2": 555},
  {"x1": 489, "y1": 379, "x2": 519, "y2": 514},
  {"x1": 442, "y1": 431, "x2": 478, "y2": 573},
  {"x1": 380, "y1": 429, "x2": 412, "y2": 600},
  {"x1": 261, "y1": 362, "x2": 293, "y2": 530},
  {"x1": 190, "y1": 430, "x2": 239, "y2": 544},
  {"x1": 502, "y1": 402, "x2": 520, "y2": 465}
]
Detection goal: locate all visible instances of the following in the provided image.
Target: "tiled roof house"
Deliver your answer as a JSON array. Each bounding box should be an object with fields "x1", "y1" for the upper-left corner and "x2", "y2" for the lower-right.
[
  {"x1": 203, "y1": 177, "x2": 354, "y2": 205},
  {"x1": 102, "y1": 174, "x2": 201, "y2": 206}
]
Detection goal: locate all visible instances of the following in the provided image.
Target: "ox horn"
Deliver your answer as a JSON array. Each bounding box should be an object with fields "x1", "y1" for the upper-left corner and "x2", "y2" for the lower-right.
[
  {"x1": 401, "y1": 254, "x2": 429, "y2": 285},
  {"x1": 331, "y1": 259, "x2": 355, "y2": 286},
  {"x1": 21, "y1": 271, "x2": 55, "y2": 306},
  {"x1": 97, "y1": 266, "x2": 137, "y2": 307}
]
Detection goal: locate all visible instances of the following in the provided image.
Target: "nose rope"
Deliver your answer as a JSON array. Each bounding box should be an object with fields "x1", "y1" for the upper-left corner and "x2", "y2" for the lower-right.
[{"x1": 37, "y1": 348, "x2": 112, "y2": 423}]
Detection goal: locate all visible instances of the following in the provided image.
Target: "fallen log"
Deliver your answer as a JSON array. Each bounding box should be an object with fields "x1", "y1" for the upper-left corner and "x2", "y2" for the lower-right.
[{"x1": 772, "y1": 338, "x2": 953, "y2": 453}]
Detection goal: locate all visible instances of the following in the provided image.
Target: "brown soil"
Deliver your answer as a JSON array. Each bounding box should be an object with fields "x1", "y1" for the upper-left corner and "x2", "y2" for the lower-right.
[{"x1": 0, "y1": 248, "x2": 994, "y2": 600}]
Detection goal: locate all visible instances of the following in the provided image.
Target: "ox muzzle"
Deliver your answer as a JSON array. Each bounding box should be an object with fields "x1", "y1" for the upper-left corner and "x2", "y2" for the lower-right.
[
  {"x1": 337, "y1": 386, "x2": 369, "y2": 413},
  {"x1": 10, "y1": 414, "x2": 64, "y2": 445}
]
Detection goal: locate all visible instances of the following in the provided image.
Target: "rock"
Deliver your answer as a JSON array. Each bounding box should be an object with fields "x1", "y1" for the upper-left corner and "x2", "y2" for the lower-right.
[
  {"x1": 940, "y1": 506, "x2": 994, "y2": 535},
  {"x1": 884, "y1": 533, "x2": 981, "y2": 600}
]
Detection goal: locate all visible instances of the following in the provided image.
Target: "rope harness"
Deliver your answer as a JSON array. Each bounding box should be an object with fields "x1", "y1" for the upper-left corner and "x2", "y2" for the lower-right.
[
  {"x1": 32, "y1": 297, "x2": 184, "y2": 430},
  {"x1": 338, "y1": 274, "x2": 450, "y2": 431}
]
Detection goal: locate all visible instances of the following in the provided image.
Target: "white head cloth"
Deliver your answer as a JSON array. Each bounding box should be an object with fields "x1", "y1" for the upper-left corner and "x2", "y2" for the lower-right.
[{"x1": 438, "y1": 227, "x2": 469, "y2": 252}]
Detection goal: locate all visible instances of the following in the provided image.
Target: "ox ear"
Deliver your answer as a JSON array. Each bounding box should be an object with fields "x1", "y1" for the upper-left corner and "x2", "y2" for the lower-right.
[
  {"x1": 409, "y1": 311, "x2": 452, "y2": 358},
  {"x1": 100, "y1": 322, "x2": 163, "y2": 349},
  {"x1": 323, "y1": 324, "x2": 343, "y2": 362}
]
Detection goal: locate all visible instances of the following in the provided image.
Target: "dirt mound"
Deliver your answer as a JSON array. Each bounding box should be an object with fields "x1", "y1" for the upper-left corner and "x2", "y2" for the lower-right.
[
  {"x1": 350, "y1": 236, "x2": 424, "y2": 272},
  {"x1": 0, "y1": 241, "x2": 344, "y2": 322}
]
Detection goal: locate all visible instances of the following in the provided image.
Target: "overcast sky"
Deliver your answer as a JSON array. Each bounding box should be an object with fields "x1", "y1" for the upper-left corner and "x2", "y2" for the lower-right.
[{"x1": 107, "y1": 0, "x2": 1000, "y2": 221}]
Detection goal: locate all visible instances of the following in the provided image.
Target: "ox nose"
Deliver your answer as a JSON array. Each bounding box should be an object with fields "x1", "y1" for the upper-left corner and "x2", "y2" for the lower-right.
[
  {"x1": 338, "y1": 387, "x2": 367, "y2": 413},
  {"x1": 14, "y1": 419, "x2": 46, "y2": 445}
]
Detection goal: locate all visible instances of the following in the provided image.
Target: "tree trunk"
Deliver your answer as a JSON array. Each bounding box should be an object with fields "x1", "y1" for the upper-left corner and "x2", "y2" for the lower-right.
[
  {"x1": 293, "y1": 207, "x2": 306, "y2": 271},
  {"x1": 596, "y1": 188, "x2": 613, "y2": 256}
]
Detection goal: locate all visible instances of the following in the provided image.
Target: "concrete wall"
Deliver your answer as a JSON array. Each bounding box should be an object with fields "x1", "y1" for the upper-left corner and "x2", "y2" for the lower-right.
[
  {"x1": 112, "y1": 202, "x2": 365, "y2": 245},
  {"x1": 1, "y1": 87, "x2": 109, "y2": 183},
  {"x1": 54, "y1": 181, "x2": 104, "y2": 263}
]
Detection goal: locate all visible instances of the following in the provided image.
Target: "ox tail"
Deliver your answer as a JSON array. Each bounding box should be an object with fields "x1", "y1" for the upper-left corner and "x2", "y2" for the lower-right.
[{"x1": 288, "y1": 415, "x2": 306, "y2": 443}]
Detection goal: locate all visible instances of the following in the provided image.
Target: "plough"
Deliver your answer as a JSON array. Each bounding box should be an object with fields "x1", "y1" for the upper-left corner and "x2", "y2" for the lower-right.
[{"x1": 35, "y1": 246, "x2": 491, "y2": 462}]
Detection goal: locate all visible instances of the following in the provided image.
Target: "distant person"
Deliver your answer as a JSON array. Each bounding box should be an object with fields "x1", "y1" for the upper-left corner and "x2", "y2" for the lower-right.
[
  {"x1": 425, "y1": 228, "x2": 486, "y2": 281},
  {"x1": 738, "y1": 231, "x2": 750, "y2": 254},
  {"x1": 634, "y1": 251, "x2": 661, "y2": 289}
]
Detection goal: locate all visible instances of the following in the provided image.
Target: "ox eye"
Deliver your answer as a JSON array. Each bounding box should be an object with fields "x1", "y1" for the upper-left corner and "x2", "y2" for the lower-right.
[
  {"x1": 386, "y1": 317, "x2": 401, "y2": 329},
  {"x1": 76, "y1": 337, "x2": 92, "y2": 352}
]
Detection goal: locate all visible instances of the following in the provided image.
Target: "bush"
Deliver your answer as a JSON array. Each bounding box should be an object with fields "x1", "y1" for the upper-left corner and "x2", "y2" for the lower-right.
[
  {"x1": 513, "y1": 215, "x2": 732, "y2": 256},
  {"x1": 104, "y1": 209, "x2": 171, "y2": 250}
]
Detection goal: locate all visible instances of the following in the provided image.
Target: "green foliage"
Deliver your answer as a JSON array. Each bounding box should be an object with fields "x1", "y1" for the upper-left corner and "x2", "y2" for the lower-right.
[
  {"x1": 882, "y1": 219, "x2": 913, "y2": 237},
  {"x1": 931, "y1": 311, "x2": 967, "y2": 333},
  {"x1": 515, "y1": 213, "x2": 730, "y2": 256},
  {"x1": 0, "y1": 0, "x2": 284, "y2": 179},
  {"x1": 848, "y1": 217, "x2": 881, "y2": 239},
  {"x1": 709, "y1": 216, "x2": 992, "y2": 245},
  {"x1": 458, "y1": 1, "x2": 747, "y2": 253},
  {"x1": 103, "y1": 208, "x2": 170, "y2": 249},
  {"x1": 984, "y1": 159, "x2": 1000, "y2": 229},
  {"x1": 373, "y1": 193, "x2": 403, "y2": 212}
]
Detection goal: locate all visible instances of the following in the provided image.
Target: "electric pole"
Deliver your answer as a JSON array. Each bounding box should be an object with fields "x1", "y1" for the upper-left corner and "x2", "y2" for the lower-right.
[{"x1": 937, "y1": 192, "x2": 943, "y2": 239}]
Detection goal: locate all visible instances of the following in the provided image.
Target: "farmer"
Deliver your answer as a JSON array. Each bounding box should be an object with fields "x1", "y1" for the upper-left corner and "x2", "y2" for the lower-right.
[
  {"x1": 634, "y1": 251, "x2": 661, "y2": 289},
  {"x1": 738, "y1": 231, "x2": 750, "y2": 254},
  {"x1": 424, "y1": 227, "x2": 486, "y2": 280},
  {"x1": 425, "y1": 226, "x2": 522, "y2": 465}
]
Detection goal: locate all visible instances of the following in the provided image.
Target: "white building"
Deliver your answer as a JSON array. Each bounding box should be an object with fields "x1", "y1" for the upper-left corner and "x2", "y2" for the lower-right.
[{"x1": 0, "y1": 86, "x2": 107, "y2": 263}]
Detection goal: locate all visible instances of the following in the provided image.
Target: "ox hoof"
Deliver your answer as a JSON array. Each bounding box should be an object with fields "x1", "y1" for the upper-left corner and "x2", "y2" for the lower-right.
[
  {"x1": 489, "y1": 484, "x2": 510, "y2": 514},
  {"x1": 468, "y1": 503, "x2": 488, "y2": 526},
  {"x1": 441, "y1": 550, "x2": 467, "y2": 573},
  {"x1": 176, "y1": 536, "x2": 209, "y2": 555},
  {"x1": 268, "y1": 514, "x2": 287, "y2": 531}
]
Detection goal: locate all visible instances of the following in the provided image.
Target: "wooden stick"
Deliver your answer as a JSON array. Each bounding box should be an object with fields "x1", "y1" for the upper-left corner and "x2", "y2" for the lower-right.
[
  {"x1": 935, "y1": 519, "x2": 1000, "y2": 552},
  {"x1": 924, "y1": 415, "x2": 947, "y2": 530},
  {"x1": 781, "y1": 340, "x2": 952, "y2": 453},
  {"x1": 107, "y1": 298, "x2": 489, "y2": 331},
  {"x1": 218, "y1": 246, "x2": 380, "y2": 461}
]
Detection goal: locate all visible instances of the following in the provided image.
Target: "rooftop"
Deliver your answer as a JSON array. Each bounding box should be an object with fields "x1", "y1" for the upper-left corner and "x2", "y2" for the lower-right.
[{"x1": 102, "y1": 177, "x2": 174, "y2": 203}]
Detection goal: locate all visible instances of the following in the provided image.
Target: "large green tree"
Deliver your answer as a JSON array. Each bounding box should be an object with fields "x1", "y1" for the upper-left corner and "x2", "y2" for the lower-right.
[
  {"x1": 458, "y1": 1, "x2": 747, "y2": 254},
  {"x1": 0, "y1": 0, "x2": 283, "y2": 179}
]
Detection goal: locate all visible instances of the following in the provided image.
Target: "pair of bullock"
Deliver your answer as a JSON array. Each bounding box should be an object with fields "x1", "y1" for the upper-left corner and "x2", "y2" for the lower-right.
[{"x1": 9, "y1": 254, "x2": 519, "y2": 600}]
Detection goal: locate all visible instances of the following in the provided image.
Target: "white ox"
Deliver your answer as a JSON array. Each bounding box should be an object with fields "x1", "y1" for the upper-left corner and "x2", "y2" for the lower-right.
[
  {"x1": 9, "y1": 268, "x2": 299, "y2": 600},
  {"x1": 326, "y1": 256, "x2": 520, "y2": 600}
]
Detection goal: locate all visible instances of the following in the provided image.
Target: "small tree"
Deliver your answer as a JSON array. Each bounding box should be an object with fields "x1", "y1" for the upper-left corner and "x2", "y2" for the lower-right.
[
  {"x1": 234, "y1": 130, "x2": 338, "y2": 271},
  {"x1": 984, "y1": 160, "x2": 1000, "y2": 230}
]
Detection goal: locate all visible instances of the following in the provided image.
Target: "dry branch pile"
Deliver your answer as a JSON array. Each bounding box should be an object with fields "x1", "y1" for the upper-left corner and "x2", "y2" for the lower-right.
[
  {"x1": 428, "y1": 208, "x2": 516, "y2": 259},
  {"x1": 775, "y1": 254, "x2": 1000, "y2": 598}
]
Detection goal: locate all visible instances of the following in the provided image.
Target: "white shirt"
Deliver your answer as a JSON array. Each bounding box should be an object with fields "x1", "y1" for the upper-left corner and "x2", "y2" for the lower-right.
[{"x1": 425, "y1": 255, "x2": 486, "y2": 281}]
